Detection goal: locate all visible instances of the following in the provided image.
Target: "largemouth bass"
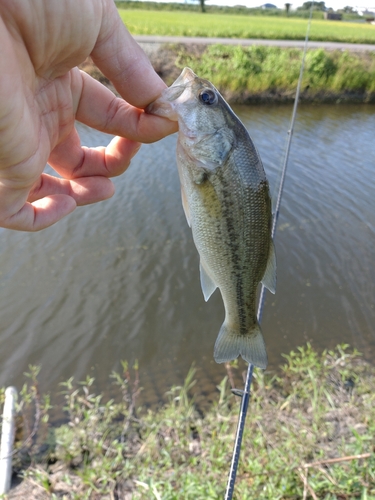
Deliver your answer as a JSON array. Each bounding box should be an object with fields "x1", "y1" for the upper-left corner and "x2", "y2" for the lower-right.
[{"x1": 147, "y1": 68, "x2": 276, "y2": 369}]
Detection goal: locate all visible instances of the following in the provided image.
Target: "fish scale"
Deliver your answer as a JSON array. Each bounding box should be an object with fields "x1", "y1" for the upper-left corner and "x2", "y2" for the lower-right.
[{"x1": 147, "y1": 67, "x2": 276, "y2": 369}]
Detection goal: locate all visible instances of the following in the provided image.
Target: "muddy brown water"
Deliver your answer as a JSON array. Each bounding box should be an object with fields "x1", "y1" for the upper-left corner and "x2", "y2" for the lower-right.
[{"x1": 0, "y1": 104, "x2": 374, "y2": 416}]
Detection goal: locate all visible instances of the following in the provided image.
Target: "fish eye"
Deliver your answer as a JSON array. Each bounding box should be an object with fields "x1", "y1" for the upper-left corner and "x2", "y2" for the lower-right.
[{"x1": 199, "y1": 89, "x2": 217, "y2": 105}]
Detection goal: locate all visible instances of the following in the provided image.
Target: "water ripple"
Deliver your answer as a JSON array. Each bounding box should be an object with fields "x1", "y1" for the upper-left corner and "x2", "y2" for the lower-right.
[{"x1": 0, "y1": 107, "x2": 374, "y2": 413}]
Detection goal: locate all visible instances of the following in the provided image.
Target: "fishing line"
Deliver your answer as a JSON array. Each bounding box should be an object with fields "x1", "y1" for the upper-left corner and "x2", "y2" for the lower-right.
[{"x1": 224, "y1": 4, "x2": 315, "y2": 499}]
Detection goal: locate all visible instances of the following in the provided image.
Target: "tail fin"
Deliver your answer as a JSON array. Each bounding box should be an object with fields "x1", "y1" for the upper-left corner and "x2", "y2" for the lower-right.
[{"x1": 214, "y1": 321, "x2": 268, "y2": 369}]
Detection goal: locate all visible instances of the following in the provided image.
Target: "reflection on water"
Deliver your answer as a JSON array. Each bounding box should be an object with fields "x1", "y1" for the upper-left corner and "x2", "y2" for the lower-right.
[{"x1": 0, "y1": 104, "x2": 374, "y2": 413}]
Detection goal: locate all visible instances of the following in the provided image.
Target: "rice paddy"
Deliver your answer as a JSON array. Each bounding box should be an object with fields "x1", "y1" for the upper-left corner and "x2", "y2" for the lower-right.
[{"x1": 118, "y1": 9, "x2": 375, "y2": 44}]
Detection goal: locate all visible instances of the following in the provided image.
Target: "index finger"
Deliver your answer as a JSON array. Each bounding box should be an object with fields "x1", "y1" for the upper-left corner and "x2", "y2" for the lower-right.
[{"x1": 91, "y1": 1, "x2": 166, "y2": 109}]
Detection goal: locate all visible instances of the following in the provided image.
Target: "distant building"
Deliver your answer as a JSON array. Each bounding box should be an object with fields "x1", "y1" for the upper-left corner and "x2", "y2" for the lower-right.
[
  {"x1": 324, "y1": 12, "x2": 342, "y2": 19},
  {"x1": 261, "y1": 3, "x2": 278, "y2": 8}
]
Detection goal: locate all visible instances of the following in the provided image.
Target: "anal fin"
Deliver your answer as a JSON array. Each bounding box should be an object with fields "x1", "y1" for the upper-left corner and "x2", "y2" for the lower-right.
[
  {"x1": 199, "y1": 260, "x2": 217, "y2": 302},
  {"x1": 261, "y1": 239, "x2": 276, "y2": 294}
]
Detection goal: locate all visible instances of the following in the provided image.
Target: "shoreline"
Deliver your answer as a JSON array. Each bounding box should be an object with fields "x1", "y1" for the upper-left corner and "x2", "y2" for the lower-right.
[
  {"x1": 79, "y1": 41, "x2": 375, "y2": 105},
  {"x1": 4, "y1": 344, "x2": 375, "y2": 499}
]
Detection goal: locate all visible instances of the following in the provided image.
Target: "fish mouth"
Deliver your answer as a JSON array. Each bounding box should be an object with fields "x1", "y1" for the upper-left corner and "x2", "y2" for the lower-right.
[
  {"x1": 172, "y1": 67, "x2": 197, "y2": 87},
  {"x1": 145, "y1": 89, "x2": 180, "y2": 120},
  {"x1": 145, "y1": 67, "x2": 197, "y2": 120}
]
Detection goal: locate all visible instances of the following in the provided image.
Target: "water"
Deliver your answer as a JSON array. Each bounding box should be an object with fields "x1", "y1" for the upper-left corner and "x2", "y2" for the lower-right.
[{"x1": 0, "y1": 104, "x2": 374, "y2": 413}]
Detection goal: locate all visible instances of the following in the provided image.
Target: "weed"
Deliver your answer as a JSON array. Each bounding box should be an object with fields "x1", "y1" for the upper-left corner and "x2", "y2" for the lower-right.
[
  {"x1": 175, "y1": 44, "x2": 375, "y2": 98},
  {"x1": 1, "y1": 345, "x2": 375, "y2": 499}
]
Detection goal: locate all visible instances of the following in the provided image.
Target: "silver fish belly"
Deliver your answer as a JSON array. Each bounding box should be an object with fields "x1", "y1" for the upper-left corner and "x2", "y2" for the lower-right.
[{"x1": 147, "y1": 67, "x2": 276, "y2": 369}]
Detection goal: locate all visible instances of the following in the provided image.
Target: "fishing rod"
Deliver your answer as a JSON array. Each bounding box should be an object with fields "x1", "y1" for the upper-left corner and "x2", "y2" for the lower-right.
[{"x1": 224, "y1": 4, "x2": 315, "y2": 499}]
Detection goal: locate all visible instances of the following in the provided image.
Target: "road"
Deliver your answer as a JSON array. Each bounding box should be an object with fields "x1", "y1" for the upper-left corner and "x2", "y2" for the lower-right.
[{"x1": 134, "y1": 35, "x2": 375, "y2": 52}]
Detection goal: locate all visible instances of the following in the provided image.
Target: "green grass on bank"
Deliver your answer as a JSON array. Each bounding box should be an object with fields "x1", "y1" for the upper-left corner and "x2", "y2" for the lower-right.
[
  {"x1": 1, "y1": 345, "x2": 375, "y2": 499},
  {"x1": 173, "y1": 45, "x2": 375, "y2": 97},
  {"x1": 118, "y1": 9, "x2": 375, "y2": 44}
]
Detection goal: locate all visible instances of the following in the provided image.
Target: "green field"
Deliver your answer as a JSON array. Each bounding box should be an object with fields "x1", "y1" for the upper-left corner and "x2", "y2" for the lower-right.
[{"x1": 118, "y1": 9, "x2": 375, "y2": 44}]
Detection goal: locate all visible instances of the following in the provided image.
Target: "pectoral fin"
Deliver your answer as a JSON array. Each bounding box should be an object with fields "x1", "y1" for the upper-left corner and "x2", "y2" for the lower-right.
[
  {"x1": 193, "y1": 130, "x2": 233, "y2": 170},
  {"x1": 261, "y1": 240, "x2": 276, "y2": 294},
  {"x1": 199, "y1": 260, "x2": 217, "y2": 301}
]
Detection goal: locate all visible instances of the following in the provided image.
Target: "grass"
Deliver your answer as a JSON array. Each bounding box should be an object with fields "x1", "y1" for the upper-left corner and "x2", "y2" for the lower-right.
[
  {"x1": 118, "y1": 9, "x2": 375, "y2": 44},
  {"x1": 115, "y1": 1, "x2": 365, "y2": 21},
  {"x1": 178, "y1": 45, "x2": 375, "y2": 93},
  {"x1": 116, "y1": 1, "x2": 333, "y2": 18},
  {"x1": 80, "y1": 43, "x2": 375, "y2": 102},
  {"x1": 1, "y1": 344, "x2": 375, "y2": 499}
]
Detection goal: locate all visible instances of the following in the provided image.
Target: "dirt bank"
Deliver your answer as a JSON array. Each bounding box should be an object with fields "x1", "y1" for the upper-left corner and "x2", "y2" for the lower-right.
[{"x1": 79, "y1": 42, "x2": 375, "y2": 104}]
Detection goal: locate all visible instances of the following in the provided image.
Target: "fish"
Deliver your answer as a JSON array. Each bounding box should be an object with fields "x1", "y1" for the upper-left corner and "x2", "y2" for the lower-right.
[{"x1": 146, "y1": 67, "x2": 276, "y2": 369}]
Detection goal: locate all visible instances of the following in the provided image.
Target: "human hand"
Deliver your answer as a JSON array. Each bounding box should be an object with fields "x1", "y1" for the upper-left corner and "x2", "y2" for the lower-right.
[{"x1": 0, "y1": 0, "x2": 177, "y2": 231}]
